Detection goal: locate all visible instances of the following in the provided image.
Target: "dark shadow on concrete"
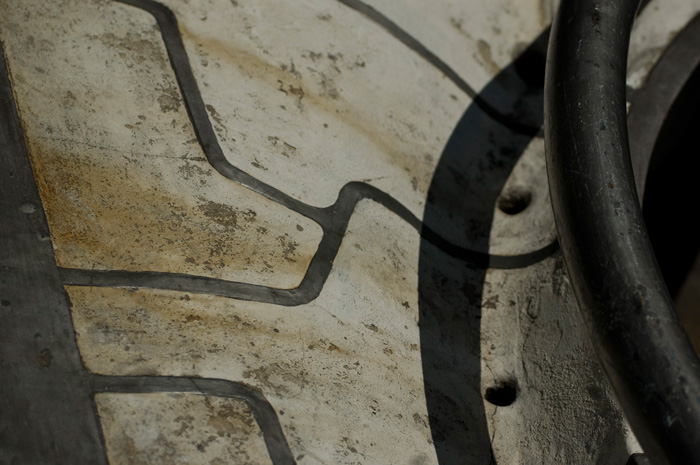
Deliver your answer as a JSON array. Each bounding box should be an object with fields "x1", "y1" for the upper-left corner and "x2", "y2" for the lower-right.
[{"x1": 418, "y1": 29, "x2": 548, "y2": 464}]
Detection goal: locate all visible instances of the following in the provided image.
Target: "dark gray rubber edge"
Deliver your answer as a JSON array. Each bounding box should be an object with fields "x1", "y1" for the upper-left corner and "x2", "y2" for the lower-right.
[{"x1": 0, "y1": 39, "x2": 109, "y2": 465}]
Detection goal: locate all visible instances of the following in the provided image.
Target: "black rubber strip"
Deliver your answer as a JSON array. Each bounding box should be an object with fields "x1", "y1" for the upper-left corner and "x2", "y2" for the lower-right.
[
  {"x1": 544, "y1": 1, "x2": 700, "y2": 463},
  {"x1": 0, "y1": 40, "x2": 108, "y2": 465},
  {"x1": 91, "y1": 375, "x2": 296, "y2": 465},
  {"x1": 59, "y1": 239, "x2": 557, "y2": 306},
  {"x1": 57, "y1": 0, "x2": 558, "y2": 305}
]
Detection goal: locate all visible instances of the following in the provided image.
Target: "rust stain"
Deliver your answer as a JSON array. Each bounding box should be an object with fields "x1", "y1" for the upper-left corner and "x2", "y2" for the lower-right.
[
  {"x1": 156, "y1": 83, "x2": 182, "y2": 113},
  {"x1": 205, "y1": 104, "x2": 226, "y2": 128},
  {"x1": 39, "y1": 348, "x2": 52, "y2": 367},
  {"x1": 25, "y1": 142, "x2": 319, "y2": 288},
  {"x1": 477, "y1": 39, "x2": 500, "y2": 75},
  {"x1": 327, "y1": 342, "x2": 341, "y2": 352},
  {"x1": 96, "y1": 393, "x2": 269, "y2": 464},
  {"x1": 178, "y1": 23, "x2": 432, "y2": 191},
  {"x1": 242, "y1": 364, "x2": 304, "y2": 396}
]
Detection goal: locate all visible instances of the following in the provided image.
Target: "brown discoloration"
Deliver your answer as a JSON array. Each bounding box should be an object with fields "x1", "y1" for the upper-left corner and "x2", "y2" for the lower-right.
[
  {"x1": 178, "y1": 23, "x2": 437, "y2": 199},
  {"x1": 25, "y1": 142, "x2": 320, "y2": 288},
  {"x1": 89, "y1": 31, "x2": 169, "y2": 70},
  {"x1": 67, "y1": 209, "x2": 430, "y2": 458},
  {"x1": 96, "y1": 393, "x2": 271, "y2": 465},
  {"x1": 39, "y1": 348, "x2": 52, "y2": 367},
  {"x1": 4, "y1": 0, "x2": 322, "y2": 290},
  {"x1": 196, "y1": 199, "x2": 255, "y2": 230},
  {"x1": 477, "y1": 39, "x2": 500, "y2": 75},
  {"x1": 250, "y1": 158, "x2": 269, "y2": 171},
  {"x1": 327, "y1": 342, "x2": 341, "y2": 352},
  {"x1": 483, "y1": 295, "x2": 500, "y2": 310},
  {"x1": 413, "y1": 413, "x2": 428, "y2": 429},
  {"x1": 2, "y1": 1, "x2": 481, "y2": 461},
  {"x1": 242, "y1": 364, "x2": 305, "y2": 397},
  {"x1": 205, "y1": 104, "x2": 226, "y2": 128},
  {"x1": 178, "y1": 160, "x2": 213, "y2": 180},
  {"x1": 450, "y1": 17, "x2": 473, "y2": 40},
  {"x1": 156, "y1": 83, "x2": 182, "y2": 113},
  {"x1": 276, "y1": 234, "x2": 299, "y2": 263}
]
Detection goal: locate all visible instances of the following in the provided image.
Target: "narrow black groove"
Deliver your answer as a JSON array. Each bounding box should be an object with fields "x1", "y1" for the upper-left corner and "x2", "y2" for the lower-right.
[
  {"x1": 91, "y1": 375, "x2": 296, "y2": 465},
  {"x1": 77, "y1": 0, "x2": 558, "y2": 305},
  {"x1": 115, "y1": 0, "x2": 319, "y2": 221},
  {"x1": 59, "y1": 243, "x2": 557, "y2": 307},
  {"x1": 336, "y1": 0, "x2": 542, "y2": 137},
  {"x1": 59, "y1": 182, "x2": 557, "y2": 305}
]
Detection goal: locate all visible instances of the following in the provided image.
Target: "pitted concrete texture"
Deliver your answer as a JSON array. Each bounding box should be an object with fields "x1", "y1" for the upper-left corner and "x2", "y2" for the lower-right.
[
  {"x1": 96, "y1": 393, "x2": 273, "y2": 465},
  {"x1": 4, "y1": 0, "x2": 696, "y2": 463}
]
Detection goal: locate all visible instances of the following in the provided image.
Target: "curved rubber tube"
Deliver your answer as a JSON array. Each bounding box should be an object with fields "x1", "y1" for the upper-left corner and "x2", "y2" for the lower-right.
[{"x1": 544, "y1": 1, "x2": 700, "y2": 464}]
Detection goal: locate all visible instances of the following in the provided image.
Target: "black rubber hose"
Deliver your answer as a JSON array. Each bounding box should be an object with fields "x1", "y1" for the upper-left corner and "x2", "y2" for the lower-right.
[{"x1": 544, "y1": 1, "x2": 700, "y2": 464}]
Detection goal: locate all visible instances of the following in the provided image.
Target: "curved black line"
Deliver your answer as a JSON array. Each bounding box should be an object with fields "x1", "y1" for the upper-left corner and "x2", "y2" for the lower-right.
[
  {"x1": 3, "y1": 37, "x2": 295, "y2": 463},
  {"x1": 335, "y1": 0, "x2": 543, "y2": 137},
  {"x1": 91, "y1": 374, "x2": 296, "y2": 465},
  {"x1": 628, "y1": 13, "x2": 700, "y2": 198},
  {"x1": 58, "y1": 0, "x2": 557, "y2": 305},
  {"x1": 417, "y1": 26, "x2": 549, "y2": 463},
  {"x1": 59, "y1": 239, "x2": 558, "y2": 306},
  {"x1": 545, "y1": 0, "x2": 700, "y2": 463},
  {"x1": 627, "y1": 13, "x2": 700, "y2": 298},
  {"x1": 115, "y1": 0, "x2": 317, "y2": 220}
]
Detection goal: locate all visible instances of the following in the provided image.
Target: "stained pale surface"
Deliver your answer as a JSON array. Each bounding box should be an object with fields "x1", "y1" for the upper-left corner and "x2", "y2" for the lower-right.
[
  {"x1": 0, "y1": 0, "x2": 322, "y2": 288},
  {"x1": 480, "y1": 259, "x2": 640, "y2": 464},
  {"x1": 161, "y1": 0, "x2": 466, "y2": 214},
  {"x1": 69, "y1": 202, "x2": 436, "y2": 464},
  {"x1": 6, "y1": 0, "x2": 691, "y2": 463},
  {"x1": 69, "y1": 203, "x2": 632, "y2": 464},
  {"x1": 96, "y1": 393, "x2": 273, "y2": 465},
  {"x1": 491, "y1": 138, "x2": 556, "y2": 254}
]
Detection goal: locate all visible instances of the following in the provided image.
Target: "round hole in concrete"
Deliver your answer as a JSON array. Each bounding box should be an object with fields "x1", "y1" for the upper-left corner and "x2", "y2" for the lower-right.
[
  {"x1": 484, "y1": 380, "x2": 518, "y2": 406},
  {"x1": 497, "y1": 188, "x2": 532, "y2": 215}
]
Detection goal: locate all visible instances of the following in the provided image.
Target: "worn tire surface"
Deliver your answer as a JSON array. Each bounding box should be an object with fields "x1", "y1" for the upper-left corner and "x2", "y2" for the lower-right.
[{"x1": 1, "y1": 0, "x2": 698, "y2": 463}]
